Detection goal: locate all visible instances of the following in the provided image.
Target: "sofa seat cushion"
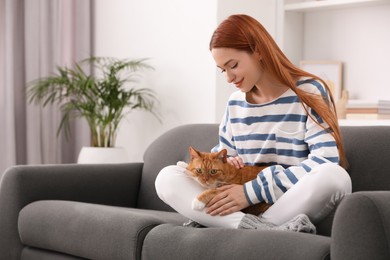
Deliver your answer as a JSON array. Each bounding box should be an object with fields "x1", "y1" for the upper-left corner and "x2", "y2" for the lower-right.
[
  {"x1": 18, "y1": 200, "x2": 185, "y2": 260},
  {"x1": 21, "y1": 247, "x2": 87, "y2": 260},
  {"x1": 142, "y1": 224, "x2": 331, "y2": 260}
]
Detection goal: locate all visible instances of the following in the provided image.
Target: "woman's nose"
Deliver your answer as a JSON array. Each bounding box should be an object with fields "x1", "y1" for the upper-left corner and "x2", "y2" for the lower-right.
[{"x1": 226, "y1": 71, "x2": 235, "y2": 83}]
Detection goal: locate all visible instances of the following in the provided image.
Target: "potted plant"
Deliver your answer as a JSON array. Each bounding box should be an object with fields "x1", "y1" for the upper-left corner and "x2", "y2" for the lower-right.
[{"x1": 27, "y1": 56, "x2": 160, "y2": 163}]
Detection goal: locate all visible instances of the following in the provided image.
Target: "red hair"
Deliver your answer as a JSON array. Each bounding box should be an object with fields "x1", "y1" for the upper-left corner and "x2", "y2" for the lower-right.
[{"x1": 210, "y1": 14, "x2": 347, "y2": 168}]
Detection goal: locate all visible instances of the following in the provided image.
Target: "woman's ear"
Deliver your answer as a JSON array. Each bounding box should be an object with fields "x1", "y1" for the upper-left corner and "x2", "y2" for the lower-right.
[{"x1": 254, "y1": 50, "x2": 262, "y2": 61}]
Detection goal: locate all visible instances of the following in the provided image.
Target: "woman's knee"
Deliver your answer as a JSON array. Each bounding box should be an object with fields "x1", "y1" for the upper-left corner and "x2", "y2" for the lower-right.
[
  {"x1": 292, "y1": 163, "x2": 350, "y2": 222},
  {"x1": 155, "y1": 165, "x2": 183, "y2": 199},
  {"x1": 156, "y1": 165, "x2": 179, "y2": 184},
  {"x1": 310, "y1": 163, "x2": 352, "y2": 196}
]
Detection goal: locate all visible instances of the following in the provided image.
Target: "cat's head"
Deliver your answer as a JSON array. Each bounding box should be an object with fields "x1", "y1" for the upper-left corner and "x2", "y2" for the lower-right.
[{"x1": 186, "y1": 146, "x2": 229, "y2": 188}]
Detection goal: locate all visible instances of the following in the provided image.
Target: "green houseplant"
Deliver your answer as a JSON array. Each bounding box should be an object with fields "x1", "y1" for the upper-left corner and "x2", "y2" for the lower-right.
[{"x1": 27, "y1": 56, "x2": 159, "y2": 148}]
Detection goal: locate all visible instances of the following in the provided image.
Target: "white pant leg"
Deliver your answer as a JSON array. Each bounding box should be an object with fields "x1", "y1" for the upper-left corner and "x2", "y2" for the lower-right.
[
  {"x1": 262, "y1": 163, "x2": 352, "y2": 225},
  {"x1": 155, "y1": 165, "x2": 245, "y2": 229}
]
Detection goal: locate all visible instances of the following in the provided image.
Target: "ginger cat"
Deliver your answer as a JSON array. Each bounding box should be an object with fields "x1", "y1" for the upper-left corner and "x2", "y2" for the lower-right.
[{"x1": 186, "y1": 146, "x2": 270, "y2": 215}]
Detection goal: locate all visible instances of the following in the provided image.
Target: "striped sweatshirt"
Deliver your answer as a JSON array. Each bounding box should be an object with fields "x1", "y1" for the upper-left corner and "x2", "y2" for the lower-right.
[{"x1": 212, "y1": 79, "x2": 339, "y2": 205}]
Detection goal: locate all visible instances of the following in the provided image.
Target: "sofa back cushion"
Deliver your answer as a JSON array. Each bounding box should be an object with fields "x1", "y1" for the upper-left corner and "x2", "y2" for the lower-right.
[
  {"x1": 341, "y1": 125, "x2": 390, "y2": 192},
  {"x1": 138, "y1": 124, "x2": 219, "y2": 211},
  {"x1": 138, "y1": 124, "x2": 390, "y2": 211}
]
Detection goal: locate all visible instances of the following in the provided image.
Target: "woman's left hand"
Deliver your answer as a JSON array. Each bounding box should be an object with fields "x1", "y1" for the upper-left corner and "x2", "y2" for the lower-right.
[{"x1": 206, "y1": 184, "x2": 250, "y2": 216}]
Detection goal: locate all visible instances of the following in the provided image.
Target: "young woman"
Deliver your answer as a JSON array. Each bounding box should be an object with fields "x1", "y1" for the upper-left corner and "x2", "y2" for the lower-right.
[{"x1": 155, "y1": 14, "x2": 351, "y2": 233}]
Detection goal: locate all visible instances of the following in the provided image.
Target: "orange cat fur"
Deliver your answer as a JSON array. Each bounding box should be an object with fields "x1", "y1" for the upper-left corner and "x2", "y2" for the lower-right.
[{"x1": 186, "y1": 146, "x2": 270, "y2": 215}]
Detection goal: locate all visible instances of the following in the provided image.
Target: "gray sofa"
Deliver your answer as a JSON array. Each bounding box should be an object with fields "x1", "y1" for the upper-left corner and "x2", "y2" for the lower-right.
[{"x1": 1, "y1": 124, "x2": 390, "y2": 260}]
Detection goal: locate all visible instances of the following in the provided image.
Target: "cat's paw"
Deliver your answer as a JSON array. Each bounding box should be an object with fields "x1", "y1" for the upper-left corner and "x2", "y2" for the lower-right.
[
  {"x1": 192, "y1": 198, "x2": 206, "y2": 211},
  {"x1": 177, "y1": 161, "x2": 188, "y2": 169}
]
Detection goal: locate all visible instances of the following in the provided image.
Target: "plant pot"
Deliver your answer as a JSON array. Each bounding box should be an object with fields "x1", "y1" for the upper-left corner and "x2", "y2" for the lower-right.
[{"x1": 77, "y1": 146, "x2": 129, "y2": 164}]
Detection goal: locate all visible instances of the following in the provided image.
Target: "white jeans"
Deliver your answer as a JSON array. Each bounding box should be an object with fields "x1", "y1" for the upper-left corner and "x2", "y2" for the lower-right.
[{"x1": 155, "y1": 163, "x2": 351, "y2": 229}]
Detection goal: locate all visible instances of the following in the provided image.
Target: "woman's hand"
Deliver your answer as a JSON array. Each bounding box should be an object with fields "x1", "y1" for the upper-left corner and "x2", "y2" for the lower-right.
[
  {"x1": 227, "y1": 156, "x2": 244, "y2": 169},
  {"x1": 205, "y1": 184, "x2": 250, "y2": 216}
]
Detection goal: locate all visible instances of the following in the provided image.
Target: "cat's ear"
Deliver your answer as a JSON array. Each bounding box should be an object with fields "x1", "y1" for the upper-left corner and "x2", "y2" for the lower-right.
[
  {"x1": 217, "y1": 149, "x2": 228, "y2": 163},
  {"x1": 189, "y1": 146, "x2": 201, "y2": 159}
]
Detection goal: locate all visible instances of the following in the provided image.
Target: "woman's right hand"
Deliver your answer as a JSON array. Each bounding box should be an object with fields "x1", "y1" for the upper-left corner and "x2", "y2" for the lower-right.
[{"x1": 227, "y1": 156, "x2": 244, "y2": 169}]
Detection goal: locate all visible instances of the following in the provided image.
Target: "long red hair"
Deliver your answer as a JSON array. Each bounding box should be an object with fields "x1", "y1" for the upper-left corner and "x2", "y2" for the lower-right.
[{"x1": 210, "y1": 14, "x2": 347, "y2": 168}]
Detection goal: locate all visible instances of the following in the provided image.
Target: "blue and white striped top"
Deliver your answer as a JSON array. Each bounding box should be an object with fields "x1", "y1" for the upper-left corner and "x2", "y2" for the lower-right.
[{"x1": 212, "y1": 79, "x2": 339, "y2": 205}]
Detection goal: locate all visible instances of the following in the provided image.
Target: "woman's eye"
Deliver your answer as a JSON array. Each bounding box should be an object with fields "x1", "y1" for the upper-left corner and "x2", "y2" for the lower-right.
[{"x1": 220, "y1": 63, "x2": 237, "y2": 73}]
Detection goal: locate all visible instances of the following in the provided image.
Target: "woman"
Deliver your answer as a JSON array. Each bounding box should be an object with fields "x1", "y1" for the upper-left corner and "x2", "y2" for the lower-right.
[{"x1": 155, "y1": 14, "x2": 351, "y2": 233}]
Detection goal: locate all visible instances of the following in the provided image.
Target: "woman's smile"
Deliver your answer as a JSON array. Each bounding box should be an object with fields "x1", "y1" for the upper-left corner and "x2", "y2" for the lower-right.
[{"x1": 234, "y1": 78, "x2": 244, "y2": 88}]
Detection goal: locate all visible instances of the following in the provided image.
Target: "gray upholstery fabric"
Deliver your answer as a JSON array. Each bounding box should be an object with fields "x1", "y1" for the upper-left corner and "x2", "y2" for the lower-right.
[
  {"x1": 143, "y1": 224, "x2": 331, "y2": 260},
  {"x1": 312, "y1": 126, "x2": 390, "y2": 237},
  {"x1": 341, "y1": 126, "x2": 390, "y2": 191},
  {"x1": 138, "y1": 124, "x2": 219, "y2": 211},
  {"x1": 18, "y1": 200, "x2": 185, "y2": 260},
  {"x1": 21, "y1": 247, "x2": 86, "y2": 260},
  {"x1": 331, "y1": 191, "x2": 390, "y2": 260},
  {"x1": 0, "y1": 163, "x2": 143, "y2": 259},
  {"x1": 1, "y1": 124, "x2": 390, "y2": 260}
]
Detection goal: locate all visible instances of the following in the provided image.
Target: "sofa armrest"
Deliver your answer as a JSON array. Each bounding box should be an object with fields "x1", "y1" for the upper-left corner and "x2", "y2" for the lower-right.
[
  {"x1": 331, "y1": 191, "x2": 390, "y2": 260},
  {"x1": 0, "y1": 162, "x2": 143, "y2": 260}
]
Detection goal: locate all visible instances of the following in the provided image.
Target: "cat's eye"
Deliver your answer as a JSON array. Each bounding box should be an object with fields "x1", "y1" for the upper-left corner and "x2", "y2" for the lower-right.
[
  {"x1": 196, "y1": 168, "x2": 203, "y2": 174},
  {"x1": 209, "y1": 169, "x2": 218, "y2": 175}
]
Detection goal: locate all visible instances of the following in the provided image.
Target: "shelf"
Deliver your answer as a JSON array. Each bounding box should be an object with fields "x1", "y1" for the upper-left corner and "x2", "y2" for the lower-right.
[
  {"x1": 285, "y1": 0, "x2": 390, "y2": 12},
  {"x1": 339, "y1": 119, "x2": 390, "y2": 126}
]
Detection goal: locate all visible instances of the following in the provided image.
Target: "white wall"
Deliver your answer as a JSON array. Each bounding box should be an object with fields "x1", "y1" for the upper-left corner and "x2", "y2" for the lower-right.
[
  {"x1": 303, "y1": 5, "x2": 390, "y2": 100},
  {"x1": 214, "y1": 0, "x2": 278, "y2": 121},
  {"x1": 94, "y1": 0, "x2": 218, "y2": 161}
]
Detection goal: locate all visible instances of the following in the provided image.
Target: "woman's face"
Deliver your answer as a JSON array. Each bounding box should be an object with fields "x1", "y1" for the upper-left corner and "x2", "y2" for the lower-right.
[{"x1": 211, "y1": 47, "x2": 263, "y2": 93}]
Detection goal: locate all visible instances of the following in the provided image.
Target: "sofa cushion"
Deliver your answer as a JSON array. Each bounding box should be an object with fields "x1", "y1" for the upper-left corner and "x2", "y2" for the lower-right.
[
  {"x1": 21, "y1": 247, "x2": 86, "y2": 260},
  {"x1": 18, "y1": 200, "x2": 185, "y2": 260},
  {"x1": 142, "y1": 224, "x2": 331, "y2": 260},
  {"x1": 331, "y1": 191, "x2": 390, "y2": 260},
  {"x1": 341, "y1": 126, "x2": 390, "y2": 191}
]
